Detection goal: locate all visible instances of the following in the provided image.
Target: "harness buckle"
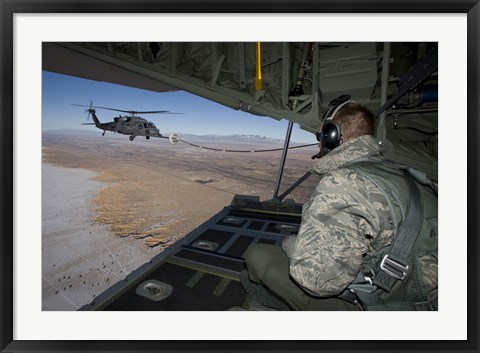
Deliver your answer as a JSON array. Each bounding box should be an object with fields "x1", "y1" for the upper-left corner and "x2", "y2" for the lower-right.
[{"x1": 380, "y1": 254, "x2": 409, "y2": 280}]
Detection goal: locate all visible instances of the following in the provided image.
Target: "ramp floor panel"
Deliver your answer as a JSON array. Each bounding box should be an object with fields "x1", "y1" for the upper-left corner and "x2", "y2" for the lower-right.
[
  {"x1": 174, "y1": 248, "x2": 245, "y2": 273},
  {"x1": 104, "y1": 262, "x2": 247, "y2": 311}
]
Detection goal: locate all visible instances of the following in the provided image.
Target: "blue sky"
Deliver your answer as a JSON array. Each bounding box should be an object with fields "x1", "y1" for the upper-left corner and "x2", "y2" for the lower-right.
[{"x1": 42, "y1": 71, "x2": 316, "y2": 143}]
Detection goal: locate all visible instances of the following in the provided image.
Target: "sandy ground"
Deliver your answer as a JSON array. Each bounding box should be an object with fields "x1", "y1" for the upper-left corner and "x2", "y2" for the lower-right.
[
  {"x1": 42, "y1": 164, "x2": 163, "y2": 310},
  {"x1": 41, "y1": 161, "x2": 240, "y2": 310},
  {"x1": 41, "y1": 131, "x2": 318, "y2": 310}
]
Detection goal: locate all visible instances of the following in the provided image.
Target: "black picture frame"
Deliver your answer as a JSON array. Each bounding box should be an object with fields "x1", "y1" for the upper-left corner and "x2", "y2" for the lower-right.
[{"x1": 1, "y1": 1, "x2": 479, "y2": 352}]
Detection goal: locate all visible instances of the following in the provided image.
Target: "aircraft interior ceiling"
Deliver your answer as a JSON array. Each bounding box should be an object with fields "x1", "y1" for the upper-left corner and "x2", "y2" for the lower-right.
[{"x1": 42, "y1": 41, "x2": 438, "y2": 179}]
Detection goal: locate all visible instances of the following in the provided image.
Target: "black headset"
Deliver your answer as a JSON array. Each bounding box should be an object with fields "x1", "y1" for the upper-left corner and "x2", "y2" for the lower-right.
[
  {"x1": 319, "y1": 121, "x2": 342, "y2": 150},
  {"x1": 317, "y1": 96, "x2": 354, "y2": 155}
]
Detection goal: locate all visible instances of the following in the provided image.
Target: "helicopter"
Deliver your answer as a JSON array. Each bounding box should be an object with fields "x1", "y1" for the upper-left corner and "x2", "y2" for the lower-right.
[{"x1": 73, "y1": 102, "x2": 180, "y2": 141}]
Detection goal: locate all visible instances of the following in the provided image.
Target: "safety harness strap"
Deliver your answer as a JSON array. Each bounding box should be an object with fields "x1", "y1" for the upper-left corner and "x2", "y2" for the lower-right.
[
  {"x1": 340, "y1": 157, "x2": 431, "y2": 310},
  {"x1": 373, "y1": 168, "x2": 424, "y2": 292}
]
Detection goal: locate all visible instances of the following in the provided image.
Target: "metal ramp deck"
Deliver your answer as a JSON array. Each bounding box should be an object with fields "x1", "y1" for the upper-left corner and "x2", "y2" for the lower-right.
[{"x1": 79, "y1": 196, "x2": 301, "y2": 311}]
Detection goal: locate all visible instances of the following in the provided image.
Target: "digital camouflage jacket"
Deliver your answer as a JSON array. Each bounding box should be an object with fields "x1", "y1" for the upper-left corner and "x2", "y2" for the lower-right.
[{"x1": 282, "y1": 135, "x2": 438, "y2": 300}]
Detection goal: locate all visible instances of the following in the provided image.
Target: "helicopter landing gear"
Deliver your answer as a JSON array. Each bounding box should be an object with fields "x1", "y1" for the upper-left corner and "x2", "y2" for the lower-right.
[
  {"x1": 102, "y1": 131, "x2": 105, "y2": 136},
  {"x1": 129, "y1": 135, "x2": 135, "y2": 141},
  {"x1": 146, "y1": 136, "x2": 150, "y2": 140}
]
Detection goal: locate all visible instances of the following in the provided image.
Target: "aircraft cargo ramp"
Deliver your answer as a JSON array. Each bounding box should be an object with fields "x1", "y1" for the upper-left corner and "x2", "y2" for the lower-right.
[{"x1": 79, "y1": 195, "x2": 301, "y2": 311}]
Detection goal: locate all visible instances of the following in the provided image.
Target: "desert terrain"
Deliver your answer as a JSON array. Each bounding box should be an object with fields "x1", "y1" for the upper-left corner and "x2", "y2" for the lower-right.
[{"x1": 42, "y1": 130, "x2": 319, "y2": 310}]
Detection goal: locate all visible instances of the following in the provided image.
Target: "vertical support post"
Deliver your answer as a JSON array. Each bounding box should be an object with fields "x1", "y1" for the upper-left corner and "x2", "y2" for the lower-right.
[
  {"x1": 137, "y1": 42, "x2": 143, "y2": 63},
  {"x1": 239, "y1": 43, "x2": 246, "y2": 89},
  {"x1": 376, "y1": 42, "x2": 391, "y2": 143},
  {"x1": 281, "y1": 43, "x2": 290, "y2": 107},
  {"x1": 209, "y1": 54, "x2": 226, "y2": 88},
  {"x1": 170, "y1": 43, "x2": 178, "y2": 75},
  {"x1": 273, "y1": 121, "x2": 294, "y2": 201}
]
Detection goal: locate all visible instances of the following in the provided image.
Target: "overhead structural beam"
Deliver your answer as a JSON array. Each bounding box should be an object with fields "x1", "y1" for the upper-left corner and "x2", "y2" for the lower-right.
[{"x1": 59, "y1": 43, "x2": 249, "y2": 112}]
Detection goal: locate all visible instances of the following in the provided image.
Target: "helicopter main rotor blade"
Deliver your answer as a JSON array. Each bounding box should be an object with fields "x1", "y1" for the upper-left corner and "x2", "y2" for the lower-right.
[
  {"x1": 73, "y1": 104, "x2": 183, "y2": 115},
  {"x1": 91, "y1": 106, "x2": 133, "y2": 114},
  {"x1": 71, "y1": 104, "x2": 93, "y2": 108},
  {"x1": 94, "y1": 107, "x2": 182, "y2": 115},
  {"x1": 72, "y1": 104, "x2": 130, "y2": 114},
  {"x1": 135, "y1": 111, "x2": 183, "y2": 114}
]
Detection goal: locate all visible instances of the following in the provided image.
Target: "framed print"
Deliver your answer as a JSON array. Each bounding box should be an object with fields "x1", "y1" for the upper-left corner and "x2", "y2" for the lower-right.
[{"x1": 1, "y1": 1, "x2": 479, "y2": 352}]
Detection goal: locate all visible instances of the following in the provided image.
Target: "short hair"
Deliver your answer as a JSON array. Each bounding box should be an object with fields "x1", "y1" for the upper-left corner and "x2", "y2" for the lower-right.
[{"x1": 333, "y1": 102, "x2": 375, "y2": 141}]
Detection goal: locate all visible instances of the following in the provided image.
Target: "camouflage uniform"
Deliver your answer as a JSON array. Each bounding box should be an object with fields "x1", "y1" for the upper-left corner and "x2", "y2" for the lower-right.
[
  {"x1": 244, "y1": 134, "x2": 437, "y2": 309},
  {"x1": 282, "y1": 134, "x2": 395, "y2": 297}
]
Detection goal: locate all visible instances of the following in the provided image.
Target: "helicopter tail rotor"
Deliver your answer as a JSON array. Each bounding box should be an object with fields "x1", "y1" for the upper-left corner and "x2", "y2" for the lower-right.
[
  {"x1": 87, "y1": 100, "x2": 94, "y2": 121},
  {"x1": 72, "y1": 100, "x2": 96, "y2": 121}
]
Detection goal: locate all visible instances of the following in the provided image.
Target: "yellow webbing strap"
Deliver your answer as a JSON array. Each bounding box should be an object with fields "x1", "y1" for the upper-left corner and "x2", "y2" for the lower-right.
[{"x1": 255, "y1": 42, "x2": 263, "y2": 90}]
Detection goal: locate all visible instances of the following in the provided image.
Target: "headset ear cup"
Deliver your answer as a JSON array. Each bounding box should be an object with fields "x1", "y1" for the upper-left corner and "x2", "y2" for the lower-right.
[{"x1": 322, "y1": 122, "x2": 341, "y2": 150}]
